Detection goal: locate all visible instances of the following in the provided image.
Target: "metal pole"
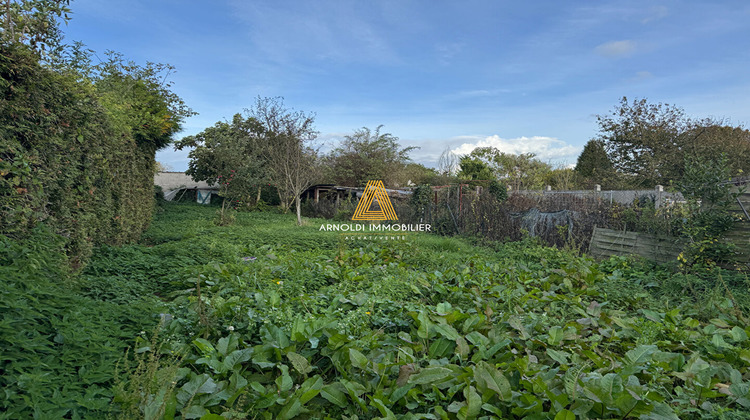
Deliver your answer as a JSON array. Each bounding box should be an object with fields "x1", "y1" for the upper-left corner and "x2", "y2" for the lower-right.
[{"x1": 446, "y1": 202, "x2": 460, "y2": 234}]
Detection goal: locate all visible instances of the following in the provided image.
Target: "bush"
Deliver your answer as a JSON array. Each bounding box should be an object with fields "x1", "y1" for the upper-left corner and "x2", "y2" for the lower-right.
[{"x1": 0, "y1": 43, "x2": 190, "y2": 268}]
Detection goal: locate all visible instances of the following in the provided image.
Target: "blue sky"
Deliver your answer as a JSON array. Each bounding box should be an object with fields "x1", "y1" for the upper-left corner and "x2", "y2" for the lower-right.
[{"x1": 63, "y1": 0, "x2": 750, "y2": 171}]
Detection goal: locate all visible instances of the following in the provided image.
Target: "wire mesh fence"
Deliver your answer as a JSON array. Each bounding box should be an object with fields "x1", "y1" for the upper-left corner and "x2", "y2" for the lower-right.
[{"x1": 303, "y1": 184, "x2": 689, "y2": 252}]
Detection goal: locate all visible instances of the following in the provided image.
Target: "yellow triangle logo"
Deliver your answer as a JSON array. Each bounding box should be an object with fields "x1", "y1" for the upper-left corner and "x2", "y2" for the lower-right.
[{"x1": 352, "y1": 180, "x2": 398, "y2": 221}]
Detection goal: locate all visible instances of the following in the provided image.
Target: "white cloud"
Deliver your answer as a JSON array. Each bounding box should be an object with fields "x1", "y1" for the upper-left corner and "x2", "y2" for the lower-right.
[
  {"x1": 449, "y1": 135, "x2": 580, "y2": 164},
  {"x1": 594, "y1": 40, "x2": 636, "y2": 58},
  {"x1": 641, "y1": 6, "x2": 669, "y2": 24},
  {"x1": 228, "y1": 1, "x2": 398, "y2": 65}
]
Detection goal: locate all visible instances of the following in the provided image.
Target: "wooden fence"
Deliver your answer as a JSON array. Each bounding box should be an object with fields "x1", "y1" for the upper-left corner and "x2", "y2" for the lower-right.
[
  {"x1": 726, "y1": 187, "x2": 750, "y2": 263},
  {"x1": 589, "y1": 227, "x2": 684, "y2": 264}
]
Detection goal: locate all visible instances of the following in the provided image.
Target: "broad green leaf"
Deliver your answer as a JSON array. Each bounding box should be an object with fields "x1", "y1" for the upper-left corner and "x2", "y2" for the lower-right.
[
  {"x1": 287, "y1": 351, "x2": 312, "y2": 375},
  {"x1": 546, "y1": 348, "x2": 570, "y2": 365},
  {"x1": 321, "y1": 382, "x2": 348, "y2": 408},
  {"x1": 192, "y1": 338, "x2": 215, "y2": 355},
  {"x1": 481, "y1": 403, "x2": 504, "y2": 416},
  {"x1": 277, "y1": 396, "x2": 304, "y2": 420},
  {"x1": 199, "y1": 415, "x2": 225, "y2": 420},
  {"x1": 554, "y1": 409, "x2": 576, "y2": 420},
  {"x1": 181, "y1": 405, "x2": 208, "y2": 418},
  {"x1": 640, "y1": 401, "x2": 680, "y2": 420},
  {"x1": 599, "y1": 373, "x2": 623, "y2": 404},
  {"x1": 299, "y1": 375, "x2": 323, "y2": 404},
  {"x1": 730, "y1": 326, "x2": 748, "y2": 342},
  {"x1": 462, "y1": 385, "x2": 481, "y2": 419},
  {"x1": 371, "y1": 398, "x2": 397, "y2": 419},
  {"x1": 176, "y1": 374, "x2": 217, "y2": 406},
  {"x1": 641, "y1": 309, "x2": 663, "y2": 322},
  {"x1": 564, "y1": 363, "x2": 588, "y2": 399},
  {"x1": 434, "y1": 323, "x2": 460, "y2": 340},
  {"x1": 474, "y1": 362, "x2": 511, "y2": 400},
  {"x1": 508, "y1": 316, "x2": 529, "y2": 339},
  {"x1": 548, "y1": 326, "x2": 563, "y2": 346},
  {"x1": 341, "y1": 379, "x2": 368, "y2": 411},
  {"x1": 418, "y1": 312, "x2": 431, "y2": 339},
  {"x1": 624, "y1": 345, "x2": 658, "y2": 368},
  {"x1": 740, "y1": 349, "x2": 750, "y2": 364},
  {"x1": 262, "y1": 324, "x2": 290, "y2": 349},
  {"x1": 712, "y1": 334, "x2": 729, "y2": 348},
  {"x1": 223, "y1": 348, "x2": 252, "y2": 373},
  {"x1": 436, "y1": 302, "x2": 453, "y2": 315},
  {"x1": 216, "y1": 334, "x2": 238, "y2": 356},
  {"x1": 710, "y1": 318, "x2": 731, "y2": 328},
  {"x1": 456, "y1": 336, "x2": 470, "y2": 358},
  {"x1": 465, "y1": 331, "x2": 489, "y2": 347},
  {"x1": 409, "y1": 367, "x2": 454, "y2": 385},
  {"x1": 275, "y1": 365, "x2": 293, "y2": 392},
  {"x1": 349, "y1": 348, "x2": 369, "y2": 370},
  {"x1": 429, "y1": 338, "x2": 455, "y2": 358}
]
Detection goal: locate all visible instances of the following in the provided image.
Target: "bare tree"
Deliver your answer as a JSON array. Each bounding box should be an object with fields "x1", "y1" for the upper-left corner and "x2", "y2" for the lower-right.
[
  {"x1": 248, "y1": 97, "x2": 320, "y2": 225},
  {"x1": 436, "y1": 148, "x2": 459, "y2": 182}
]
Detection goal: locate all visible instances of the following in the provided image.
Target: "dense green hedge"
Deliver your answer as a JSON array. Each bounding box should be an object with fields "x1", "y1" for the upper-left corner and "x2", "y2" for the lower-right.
[{"x1": 1, "y1": 44, "x2": 176, "y2": 267}]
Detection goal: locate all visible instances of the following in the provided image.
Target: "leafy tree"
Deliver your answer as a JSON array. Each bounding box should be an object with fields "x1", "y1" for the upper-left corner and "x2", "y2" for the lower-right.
[
  {"x1": 1, "y1": 41, "x2": 193, "y2": 263},
  {"x1": 326, "y1": 125, "x2": 416, "y2": 187},
  {"x1": 575, "y1": 140, "x2": 611, "y2": 177},
  {"x1": 458, "y1": 156, "x2": 493, "y2": 180},
  {"x1": 574, "y1": 140, "x2": 614, "y2": 188},
  {"x1": 594, "y1": 97, "x2": 750, "y2": 187},
  {"x1": 0, "y1": 0, "x2": 71, "y2": 53},
  {"x1": 676, "y1": 154, "x2": 740, "y2": 267},
  {"x1": 464, "y1": 147, "x2": 551, "y2": 190},
  {"x1": 399, "y1": 162, "x2": 438, "y2": 186},
  {"x1": 544, "y1": 167, "x2": 579, "y2": 190},
  {"x1": 248, "y1": 96, "x2": 320, "y2": 225},
  {"x1": 595, "y1": 97, "x2": 688, "y2": 187},
  {"x1": 174, "y1": 114, "x2": 267, "y2": 208}
]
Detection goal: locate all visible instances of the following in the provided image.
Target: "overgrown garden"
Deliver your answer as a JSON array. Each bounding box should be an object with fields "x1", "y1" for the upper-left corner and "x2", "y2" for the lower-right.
[
  {"x1": 3, "y1": 204, "x2": 750, "y2": 418},
  {"x1": 3, "y1": 1, "x2": 750, "y2": 418}
]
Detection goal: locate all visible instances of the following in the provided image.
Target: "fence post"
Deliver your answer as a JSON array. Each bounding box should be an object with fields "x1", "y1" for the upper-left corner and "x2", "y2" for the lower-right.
[{"x1": 655, "y1": 185, "x2": 663, "y2": 208}]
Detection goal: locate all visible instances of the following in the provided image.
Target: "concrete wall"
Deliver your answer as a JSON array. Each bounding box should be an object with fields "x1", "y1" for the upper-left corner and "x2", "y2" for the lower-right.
[{"x1": 516, "y1": 188, "x2": 684, "y2": 208}]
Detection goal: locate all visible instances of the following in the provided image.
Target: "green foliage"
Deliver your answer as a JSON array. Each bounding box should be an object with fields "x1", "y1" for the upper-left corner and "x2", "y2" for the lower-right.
[
  {"x1": 676, "y1": 154, "x2": 742, "y2": 268},
  {"x1": 411, "y1": 184, "x2": 433, "y2": 209},
  {"x1": 0, "y1": 41, "x2": 191, "y2": 266},
  {"x1": 594, "y1": 97, "x2": 750, "y2": 188},
  {"x1": 463, "y1": 147, "x2": 552, "y2": 190},
  {"x1": 104, "y1": 205, "x2": 750, "y2": 419},
  {"x1": 487, "y1": 179, "x2": 508, "y2": 202},
  {"x1": 245, "y1": 96, "x2": 320, "y2": 223},
  {"x1": 458, "y1": 156, "x2": 494, "y2": 181},
  {"x1": 175, "y1": 113, "x2": 267, "y2": 208},
  {"x1": 575, "y1": 139, "x2": 614, "y2": 187},
  {"x1": 4, "y1": 204, "x2": 750, "y2": 418},
  {"x1": 94, "y1": 51, "x2": 195, "y2": 152},
  {"x1": 0, "y1": 0, "x2": 71, "y2": 54},
  {"x1": 325, "y1": 125, "x2": 417, "y2": 187},
  {"x1": 0, "y1": 226, "x2": 161, "y2": 418}
]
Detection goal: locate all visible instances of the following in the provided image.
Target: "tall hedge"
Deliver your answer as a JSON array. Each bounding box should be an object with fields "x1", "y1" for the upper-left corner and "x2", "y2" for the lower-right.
[{"x1": 0, "y1": 44, "x2": 167, "y2": 267}]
